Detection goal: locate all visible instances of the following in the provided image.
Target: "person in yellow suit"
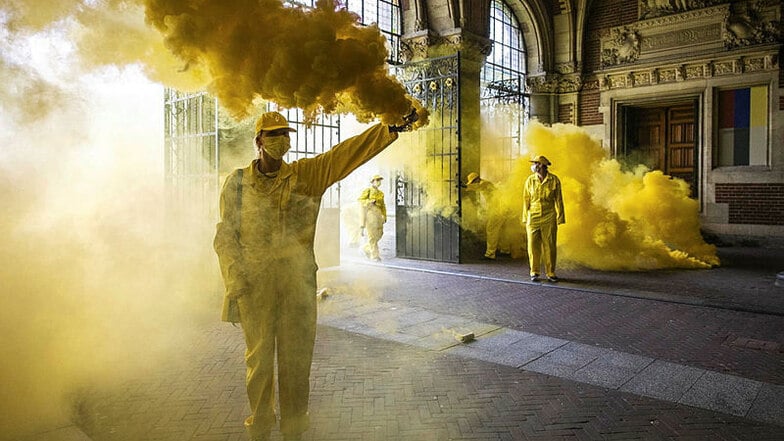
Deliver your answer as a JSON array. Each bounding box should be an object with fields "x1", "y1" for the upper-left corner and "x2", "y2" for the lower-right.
[
  {"x1": 464, "y1": 172, "x2": 505, "y2": 260},
  {"x1": 358, "y1": 175, "x2": 386, "y2": 261},
  {"x1": 522, "y1": 155, "x2": 565, "y2": 282},
  {"x1": 214, "y1": 110, "x2": 417, "y2": 441}
]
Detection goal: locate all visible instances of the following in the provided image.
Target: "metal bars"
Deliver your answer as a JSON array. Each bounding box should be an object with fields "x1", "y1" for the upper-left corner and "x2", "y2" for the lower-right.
[
  {"x1": 163, "y1": 89, "x2": 220, "y2": 222},
  {"x1": 392, "y1": 54, "x2": 461, "y2": 262}
]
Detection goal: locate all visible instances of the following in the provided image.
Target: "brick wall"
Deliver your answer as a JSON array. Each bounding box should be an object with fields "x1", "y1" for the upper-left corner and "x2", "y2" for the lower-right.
[
  {"x1": 558, "y1": 103, "x2": 574, "y2": 124},
  {"x1": 579, "y1": 0, "x2": 637, "y2": 124},
  {"x1": 715, "y1": 184, "x2": 784, "y2": 225},
  {"x1": 579, "y1": 89, "x2": 602, "y2": 125},
  {"x1": 583, "y1": 0, "x2": 638, "y2": 73}
]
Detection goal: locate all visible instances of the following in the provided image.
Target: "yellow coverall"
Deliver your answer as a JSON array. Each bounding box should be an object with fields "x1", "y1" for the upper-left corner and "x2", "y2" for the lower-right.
[
  {"x1": 466, "y1": 179, "x2": 505, "y2": 259},
  {"x1": 358, "y1": 186, "x2": 386, "y2": 260},
  {"x1": 522, "y1": 172, "x2": 565, "y2": 278},
  {"x1": 213, "y1": 124, "x2": 398, "y2": 439}
]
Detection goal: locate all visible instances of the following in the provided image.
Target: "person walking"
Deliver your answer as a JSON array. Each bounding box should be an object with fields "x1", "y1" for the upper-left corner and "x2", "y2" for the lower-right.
[
  {"x1": 213, "y1": 110, "x2": 417, "y2": 441},
  {"x1": 358, "y1": 174, "x2": 386, "y2": 261},
  {"x1": 522, "y1": 155, "x2": 565, "y2": 282}
]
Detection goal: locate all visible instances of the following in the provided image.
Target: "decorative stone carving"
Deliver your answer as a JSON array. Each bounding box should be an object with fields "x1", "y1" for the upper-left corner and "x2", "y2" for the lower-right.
[
  {"x1": 596, "y1": 49, "x2": 777, "y2": 91},
  {"x1": 658, "y1": 68, "x2": 677, "y2": 82},
  {"x1": 525, "y1": 73, "x2": 584, "y2": 94},
  {"x1": 438, "y1": 32, "x2": 494, "y2": 57},
  {"x1": 601, "y1": 27, "x2": 641, "y2": 68},
  {"x1": 601, "y1": 4, "x2": 729, "y2": 70},
  {"x1": 685, "y1": 64, "x2": 707, "y2": 79},
  {"x1": 557, "y1": 74, "x2": 583, "y2": 93},
  {"x1": 400, "y1": 32, "x2": 432, "y2": 62},
  {"x1": 633, "y1": 71, "x2": 652, "y2": 86},
  {"x1": 555, "y1": 62, "x2": 579, "y2": 75},
  {"x1": 526, "y1": 74, "x2": 558, "y2": 94},
  {"x1": 713, "y1": 60, "x2": 737, "y2": 75},
  {"x1": 743, "y1": 56, "x2": 766, "y2": 72},
  {"x1": 639, "y1": 0, "x2": 725, "y2": 20},
  {"x1": 723, "y1": 1, "x2": 780, "y2": 49}
]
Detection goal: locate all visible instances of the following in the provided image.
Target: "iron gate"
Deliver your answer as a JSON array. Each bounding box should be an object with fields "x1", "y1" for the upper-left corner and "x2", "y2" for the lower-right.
[
  {"x1": 392, "y1": 54, "x2": 461, "y2": 262},
  {"x1": 479, "y1": 75, "x2": 527, "y2": 177},
  {"x1": 163, "y1": 89, "x2": 220, "y2": 225}
]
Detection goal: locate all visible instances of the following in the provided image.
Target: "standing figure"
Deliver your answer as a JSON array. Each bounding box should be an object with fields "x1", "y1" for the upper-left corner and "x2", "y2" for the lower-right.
[
  {"x1": 358, "y1": 175, "x2": 387, "y2": 261},
  {"x1": 522, "y1": 155, "x2": 565, "y2": 282},
  {"x1": 214, "y1": 110, "x2": 416, "y2": 441},
  {"x1": 464, "y1": 172, "x2": 504, "y2": 260}
]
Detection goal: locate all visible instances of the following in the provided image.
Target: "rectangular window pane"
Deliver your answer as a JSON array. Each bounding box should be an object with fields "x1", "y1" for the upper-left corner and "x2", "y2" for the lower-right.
[{"x1": 716, "y1": 86, "x2": 767, "y2": 167}]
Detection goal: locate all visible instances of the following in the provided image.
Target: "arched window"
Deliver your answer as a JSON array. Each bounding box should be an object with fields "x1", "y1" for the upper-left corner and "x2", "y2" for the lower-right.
[
  {"x1": 481, "y1": 0, "x2": 527, "y2": 176},
  {"x1": 343, "y1": 0, "x2": 402, "y2": 64},
  {"x1": 292, "y1": 0, "x2": 402, "y2": 64},
  {"x1": 482, "y1": 0, "x2": 526, "y2": 90}
]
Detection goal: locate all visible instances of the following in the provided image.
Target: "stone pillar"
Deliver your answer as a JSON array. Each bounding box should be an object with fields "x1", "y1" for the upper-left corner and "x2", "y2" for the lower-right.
[
  {"x1": 526, "y1": 71, "x2": 583, "y2": 125},
  {"x1": 435, "y1": 31, "x2": 492, "y2": 259}
]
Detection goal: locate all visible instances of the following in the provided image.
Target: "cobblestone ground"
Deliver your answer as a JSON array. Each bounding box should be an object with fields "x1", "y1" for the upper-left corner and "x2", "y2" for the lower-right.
[
  {"x1": 76, "y1": 320, "x2": 784, "y2": 441},
  {"x1": 74, "y1": 237, "x2": 784, "y2": 441}
]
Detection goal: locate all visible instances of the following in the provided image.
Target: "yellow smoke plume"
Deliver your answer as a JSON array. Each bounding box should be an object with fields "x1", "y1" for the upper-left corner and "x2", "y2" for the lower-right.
[
  {"x1": 515, "y1": 122, "x2": 719, "y2": 270},
  {"x1": 4, "y1": 0, "x2": 428, "y2": 126},
  {"x1": 137, "y1": 0, "x2": 427, "y2": 125}
]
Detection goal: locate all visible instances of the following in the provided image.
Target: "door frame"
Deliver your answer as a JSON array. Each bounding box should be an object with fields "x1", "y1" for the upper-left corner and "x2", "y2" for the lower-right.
[{"x1": 610, "y1": 92, "x2": 704, "y2": 202}]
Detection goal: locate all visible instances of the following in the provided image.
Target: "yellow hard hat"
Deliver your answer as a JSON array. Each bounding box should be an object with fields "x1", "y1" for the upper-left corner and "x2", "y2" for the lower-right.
[
  {"x1": 466, "y1": 172, "x2": 480, "y2": 184},
  {"x1": 255, "y1": 111, "x2": 296, "y2": 135},
  {"x1": 530, "y1": 155, "x2": 551, "y2": 166},
  {"x1": 371, "y1": 175, "x2": 383, "y2": 182}
]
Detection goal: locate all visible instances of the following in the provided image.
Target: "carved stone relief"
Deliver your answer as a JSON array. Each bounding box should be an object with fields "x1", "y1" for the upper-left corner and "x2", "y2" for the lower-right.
[
  {"x1": 601, "y1": 4, "x2": 730, "y2": 69},
  {"x1": 639, "y1": 0, "x2": 726, "y2": 20},
  {"x1": 723, "y1": 1, "x2": 781, "y2": 49},
  {"x1": 526, "y1": 73, "x2": 583, "y2": 94},
  {"x1": 601, "y1": 27, "x2": 641, "y2": 68},
  {"x1": 400, "y1": 32, "x2": 432, "y2": 62},
  {"x1": 596, "y1": 51, "x2": 778, "y2": 91}
]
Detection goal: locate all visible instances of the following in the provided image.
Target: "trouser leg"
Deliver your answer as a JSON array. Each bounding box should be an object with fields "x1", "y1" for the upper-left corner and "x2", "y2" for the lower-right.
[
  {"x1": 364, "y1": 209, "x2": 384, "y2": 259},
  {"x1": 238, "y1": 292, "x2": 277, "y2": 439},
  {"x1": 485, "y1": 211, "x2": 503, "y2": 257},
  {"x1": 541, "y1": 221, "x2": 558, "y2": 277},
  {"x1": 277, "y1": 272, "x2": 318, "y2": 437},
  {"x1": 526, "y1": 225, "x2": 542, "y2": 276}
]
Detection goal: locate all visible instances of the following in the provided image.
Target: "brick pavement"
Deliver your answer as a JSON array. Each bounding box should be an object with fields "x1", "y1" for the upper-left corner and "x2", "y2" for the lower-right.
[
  {"x1": 76, "y1": 321, "x2": 784, "y2": 441},
  {"x1": 61, "y1": 238, "x2": 784, "y2": 441},
  {"x1": 71, "y1": 250, "x2": 784, "y2": 440}
]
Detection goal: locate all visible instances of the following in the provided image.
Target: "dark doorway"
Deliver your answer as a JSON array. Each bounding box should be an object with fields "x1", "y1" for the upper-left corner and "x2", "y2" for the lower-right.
[{"x1": 622, "y1": 102, "x2": 698, "y2": 197}]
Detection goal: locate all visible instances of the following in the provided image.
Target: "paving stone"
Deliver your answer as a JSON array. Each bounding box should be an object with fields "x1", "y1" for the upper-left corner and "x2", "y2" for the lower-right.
[
  {"x1": 747, "y1": 383, "x2": 784, "y2": 426},
  {"x1": 508, "y1": 332, "x2": 570, "y2": 355},
  {"x1": 521, "y1": 342, "x2": 604, "y2": 378},
  {"x1": 679, "y1": 370, "x2": 763, "y2": 417},
  {"x1": 620, "y1": 359, "x2": 705, "y2": 402},
  {"x1": 569, "y1": 349, "x2": 654, "y2": 389}
]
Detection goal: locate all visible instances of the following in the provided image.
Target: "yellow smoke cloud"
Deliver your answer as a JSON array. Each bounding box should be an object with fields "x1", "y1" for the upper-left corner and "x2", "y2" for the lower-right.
[
  {"x1": 136, "y1": 0, "x2": 427, "y2": 125},
  {"x1": 517, "y1": 121, "x2": 719, "y2": 270},
  {"x1": 4, "y1": 0, "x2": 428, "y2": 126},
  {"x1": 0, "y1": 22, "x2": 217, "y2": 438}
]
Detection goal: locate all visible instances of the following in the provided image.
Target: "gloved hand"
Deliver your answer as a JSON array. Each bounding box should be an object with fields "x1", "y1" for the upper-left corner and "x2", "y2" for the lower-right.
[{"x1": 389, "y1": 108, "x2": 419, "y2": 133}]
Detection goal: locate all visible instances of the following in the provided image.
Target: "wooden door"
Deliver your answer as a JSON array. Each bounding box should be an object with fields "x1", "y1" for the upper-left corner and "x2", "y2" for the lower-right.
[
  {"x1": 624, "y1": 104, "x2": 697, "y2": 197},
  {"x1": 666, "y1": 105, "x2": 697, "y2": 196},
  {"x1": 627, "y1": 107, "x2": 666, "y2": 170}
]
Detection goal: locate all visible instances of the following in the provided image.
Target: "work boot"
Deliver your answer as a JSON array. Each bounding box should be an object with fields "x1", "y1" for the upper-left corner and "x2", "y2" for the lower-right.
[
  {"x1": 546, "y1": 275, "x2": 559, "y2": 283},
  {"x1": 530, "y1": 274, "x2": 540, "y2": 282}
]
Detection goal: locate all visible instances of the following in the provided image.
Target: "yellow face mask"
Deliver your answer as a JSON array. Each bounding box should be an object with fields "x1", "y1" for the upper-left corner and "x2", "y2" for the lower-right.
[{"x1": 263, "y1": 136, "x2": 291, "y2": 159}]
